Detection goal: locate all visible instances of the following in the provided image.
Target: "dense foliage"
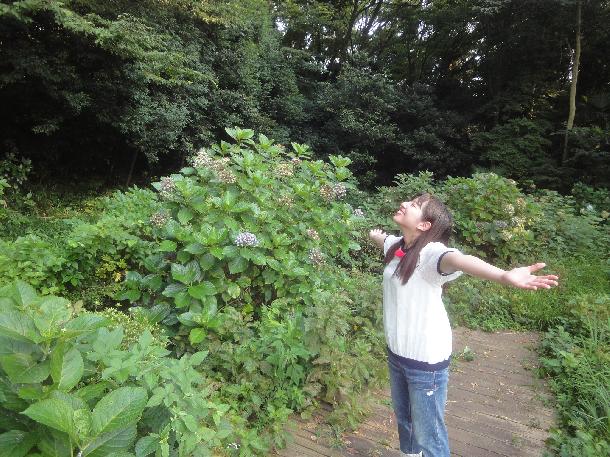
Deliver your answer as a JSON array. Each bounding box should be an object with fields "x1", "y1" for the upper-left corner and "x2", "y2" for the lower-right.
[
  {"x1": 0, "y1": 130, "x2": 389, "y2": 456},
  {"x1": 2, "y1": 0, "x2": 610, "y2": 451},
  {"x1": 2, "y1": 128, "x2": 609, "y2": 454},
  {"x1": 1, "y1": 0, "x2": 609, "y2": 188}
]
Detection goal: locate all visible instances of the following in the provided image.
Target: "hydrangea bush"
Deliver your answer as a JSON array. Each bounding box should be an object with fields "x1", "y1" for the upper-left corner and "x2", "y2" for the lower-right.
[
  {"x1": 126, "y1": 128, "x2": 362, "y2": 325},
  {"x1": 122, "y1": 128, "x2": 382, "y2": 453}
]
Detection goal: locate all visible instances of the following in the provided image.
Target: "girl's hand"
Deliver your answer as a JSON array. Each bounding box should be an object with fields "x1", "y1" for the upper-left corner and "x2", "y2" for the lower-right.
[
  {"x1": 369, "y1": 228, "x2": 387, "y2": 249},
  {"x1": 501, "y1": 263, "x2": 559, "y2": 290}
]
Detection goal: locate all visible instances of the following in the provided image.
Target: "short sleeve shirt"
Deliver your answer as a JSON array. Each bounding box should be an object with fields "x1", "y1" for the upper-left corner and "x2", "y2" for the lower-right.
[{"x1": 382, "y1": 235, "x2": 463, "y2": 363}]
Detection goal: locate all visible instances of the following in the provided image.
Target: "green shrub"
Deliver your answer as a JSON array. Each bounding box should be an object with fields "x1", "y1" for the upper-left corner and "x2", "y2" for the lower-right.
[
  {"x1": 118, "y1": 129, "x2": 387, "y2": 450},
  {"x1": 0, "y1": 280, "x2": 260, "y2": 456},
  {"x1": 124, "y1": 128, "x2": 362, "y2": 326},
  {"x1": 446, "y1": 256, "x2": 608, "y2": 331},
  {"x1": 531, "y1": 189, "x2": 609, "y2": 259},
  {"x1": 539, "y1": 294, "x2": 610, "y2": 455},
  {"x1": 442, "y1": 172, "x2": 540, "y2": 261},
  {"x1": 0, "y1": 187, "x2": 161, "y2": 301}
]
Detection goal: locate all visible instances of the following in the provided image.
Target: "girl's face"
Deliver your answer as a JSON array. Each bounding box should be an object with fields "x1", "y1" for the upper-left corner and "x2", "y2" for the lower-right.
[{"x1": 393, "y1": 198, "x2": 429, "y2": 233}]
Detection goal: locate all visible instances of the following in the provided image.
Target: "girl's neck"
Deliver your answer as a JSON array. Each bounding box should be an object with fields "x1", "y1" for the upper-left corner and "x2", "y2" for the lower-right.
[{"x1": 401, "y1": 230, "x2": 419, "y2": 248}]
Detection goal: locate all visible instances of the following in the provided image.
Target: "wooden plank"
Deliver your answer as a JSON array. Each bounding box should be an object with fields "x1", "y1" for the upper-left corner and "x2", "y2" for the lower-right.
[
  {"x1": 446, "y1": 415, "x2": 544, "y2": 449},
  {"x1": 450, "y1": 364, "x2": 545, "y2": 388},
  {"x1": 446, "y1": 414, "x2": 544, "y2": 456},
  {"x1": 445, "y1": 396, "x2": 554, "y2": 430},
  {"x1": 278, "y1": 328, "x2": 554, "y2": 457},
  {"x1": 449, "y1": 378, "x2": 546, "y2": 404},
  {"x1": 284, "y1": 426, "x2": 342, "y2": 456},
  {"x1": 448, "y1": 435, "x2": 506, "y2": 457},
  {"x1": 449, "y1": 384, "x2": 555, "y2": 422},
  {"x1": 445, "y1": 408, "x2": 550, "y2": 443}
]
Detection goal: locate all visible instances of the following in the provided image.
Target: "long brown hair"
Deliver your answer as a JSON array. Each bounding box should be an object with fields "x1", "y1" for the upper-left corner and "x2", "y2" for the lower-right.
[{"x1": 383, "y1": 193, "x2": 453, "y2": 285}]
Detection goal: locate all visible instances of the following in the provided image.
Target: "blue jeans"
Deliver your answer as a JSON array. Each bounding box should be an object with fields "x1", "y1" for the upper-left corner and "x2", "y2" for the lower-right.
[{"x1": 388, "y1": 350, "x2": 450, "y2": 457}]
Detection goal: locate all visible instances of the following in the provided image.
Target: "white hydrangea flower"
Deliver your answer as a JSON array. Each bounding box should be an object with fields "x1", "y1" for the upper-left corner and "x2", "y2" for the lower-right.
[{"x1": 234, "y1": 232, "x2": 259, "y2": 247}]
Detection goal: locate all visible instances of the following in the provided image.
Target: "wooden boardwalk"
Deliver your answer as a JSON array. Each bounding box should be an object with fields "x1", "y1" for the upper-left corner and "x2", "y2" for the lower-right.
[{"x1": 277, "y1": 327, "x2": 555, "y2": 457}]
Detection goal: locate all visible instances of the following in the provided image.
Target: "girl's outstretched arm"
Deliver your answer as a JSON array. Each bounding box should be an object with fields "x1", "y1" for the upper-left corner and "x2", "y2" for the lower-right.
[{"x1": 440, "y1": 252, "x2": 559, "y2": 290}]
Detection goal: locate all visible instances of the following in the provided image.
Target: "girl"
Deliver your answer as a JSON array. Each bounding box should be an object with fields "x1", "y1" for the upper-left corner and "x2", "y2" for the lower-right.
[{"x1": 368, "y1": 193, "x2": 559, "y2": 457}]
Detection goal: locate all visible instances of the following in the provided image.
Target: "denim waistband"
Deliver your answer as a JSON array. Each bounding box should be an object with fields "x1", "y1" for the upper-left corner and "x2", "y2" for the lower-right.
[{"x1": 387, "y1": 347, "x2": 450, "y2": 372}]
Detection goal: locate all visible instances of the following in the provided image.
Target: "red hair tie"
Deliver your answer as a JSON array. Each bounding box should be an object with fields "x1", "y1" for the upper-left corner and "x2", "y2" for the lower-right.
[{"x1": 395, "y1": 247, "x2": 406, "y2": 258}]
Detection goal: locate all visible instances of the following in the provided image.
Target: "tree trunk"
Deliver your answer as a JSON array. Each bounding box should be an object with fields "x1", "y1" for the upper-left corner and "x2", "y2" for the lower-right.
[
  {"x1": 562, "y1": 0, "x2": 582, "y2": 164},
  {"x1": 125, "y1": 150, "x2": 138, "y2": 187}
]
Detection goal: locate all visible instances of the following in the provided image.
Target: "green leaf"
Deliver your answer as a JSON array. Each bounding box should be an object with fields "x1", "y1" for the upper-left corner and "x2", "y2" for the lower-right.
[
  {"x1": 135, "y1": 435, "x2": 159, "y2": 457},
  {"x1": 226, "y1": 283, "x2": 240, "y2": 299},
  {"x1": 73, "y1": 408, "x2": 92, "y2": 439},
  {"x1": 49, "y1": 390, "x2": 87, "y2": 411},
  {"x1": 159, "y1": 240, "x2": 177, "y2": 252},
  {"x1": 187, "y1": 282, "x2": 216, "y2": 299},
  {"x1": 134, "y1": 304, "x2": 170, "y2": 324},
  {"x1": 75, "y1": 382, "x2": 112, "y2": 405},
  {"x1": 63, "y1": 314, "x2": 108, "y2": 337},
  {"x1": 33, "y1": 296, "x2": 72, "y2": 336},
  {"x1": 22, "y1": 398, "x2": 76, "y2": 437},
  {"x1": 51, "y1": 345, "x2": 84, "y2": 392},
  {"x1": 0, "y1": 297, "x2": 17, "y2": 313},
  {"x1": 140, "y1": 274, "x2": 162, "y2": 291},
  {"x1": 119, "y1": 289, "x2": 141, "y2": 302},
  {"x1": 228, "y1": 256, "x2": 248, "y2": 274},
  {"x1": 161, "y1": 283, "x2": 186, "y2": 298},
  {"x1": 183, "y1": 243, "x2": 205, "y2": 255},
  {"x1": 0, "y1": 311, "x2": 41, "y2": 343},
  {"x1": 0, "y1": 353, "x2": 50, "y2": 384},
  {"x1": 0, "y1": 430, "x2": 36, "y2": 457},
  {"x1": 198, "y1": 253, "x2": 215, "y2": 271},
  {"x1": 222, "y1": 245, "x2": 239, "y2": 258},
  {"x1": 8, "y1": 281, "x2": 37, "y2": 307},
  {"x1": 189, "y1": 328, "x2": 206, "y2": 345},
  {"x1": 91, "y1": 387, "x2": 147, "y2": 436},
  {"x1": 171, "y1": 261, "x2": 200, "y2": 285},
  {"x1": 177, "y1": 312, "x2": 199, "y2": 326},
  {"x1": 174, "y1": 291, "x2": 191, "y2": 308},
  {"x1": 37, "y1": 428, "x2": 72, "y2": 457},
  {"x1": 189, "y1": 351, "x2": 208, "y2": 366},
  {"x1": 82, "y1": 424, "x2": 137, "y2": 457},
  {"x1": 177, "y1": 208, "x2": 194, "y2": 225},
  {"x1": 182, "y1": 415, "x2": 198, "y2": 433},
  {"x1": 0, "y1": 335, "x2": 35, "y2": 357}
]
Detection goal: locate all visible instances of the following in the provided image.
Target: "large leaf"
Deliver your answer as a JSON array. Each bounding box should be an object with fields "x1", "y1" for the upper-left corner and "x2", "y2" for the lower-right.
[
  {"x1": 187, "y1": 282, "x2": 216, "y2": 299},
  {"x1": 0, "y1": 311, "x2": 41, "y2": 343},
  {"x1": 22, "y1": 398, "x2": 76, "y2": 438},
  {"x1": 135, "y1": 434, "x2": 159, "y2": 457},
  {"x1": 63, "y1": 314, "x2": 109, "y2": 337},
  {"x1": 82, "y1": 424, "x2": 137, "y2": 457},
  {"x1": 75, "y1": 381, "x2": 112, "y2": 406},
  {"x1": 37, "y1": 428, "x2": 72, "y2": 457},
  {"x1": 33, "y1": 296, "x2": 72, "y2": 335},
  {"x1": 49, "y1": 390, "x2": 88, "y2": 411},
  {"x1": 0, "y1": 407, "x2": 30, "y2": 431},
  {"x1": 0, "y1": 335, "x2": 36, "y2": 356},
  {"x1": 0, "y1": 430, "x2": 36, "y2": 457},
  {"x1": 0, "y1": 379, "x2": 28, "y2": 412},
  {"x1": 228, "y1": 256, "x2": 248, "y2": 274},
  {"x1": 7, "y1": 281, "x2": 37, "y2": 307},
  {"x1": 133, "y1": 304, "x2": 170, "y2": 324},
  {"x1": 177, "y1": 208, "x2": 194, "y2": 224},
  {"x1": 0, "y1": 353, "x2": 50, "y2": 384},
  {"x1": 0, "y1": 297, "x2": 17, "y2": 313},
  {"x1": 170, "y1": 261, "x2": 200, "y2": 285},
  {"x1": 91, "y1": 387, "x2": 147, "y2": 436},
  {"x1": 51, "y1": 344, "x2": 84, "y2": 391}
]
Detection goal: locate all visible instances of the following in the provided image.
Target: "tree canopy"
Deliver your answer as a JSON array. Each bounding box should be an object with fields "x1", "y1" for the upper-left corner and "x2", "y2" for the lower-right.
[{"x1": 1, "y1": 0, "x2": 608, "y2": 188}]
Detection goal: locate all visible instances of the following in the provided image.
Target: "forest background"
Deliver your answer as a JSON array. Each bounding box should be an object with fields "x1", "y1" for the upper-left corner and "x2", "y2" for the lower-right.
[{"x1": 0, "y1": 1, "x2": 608, "y2": 456}]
